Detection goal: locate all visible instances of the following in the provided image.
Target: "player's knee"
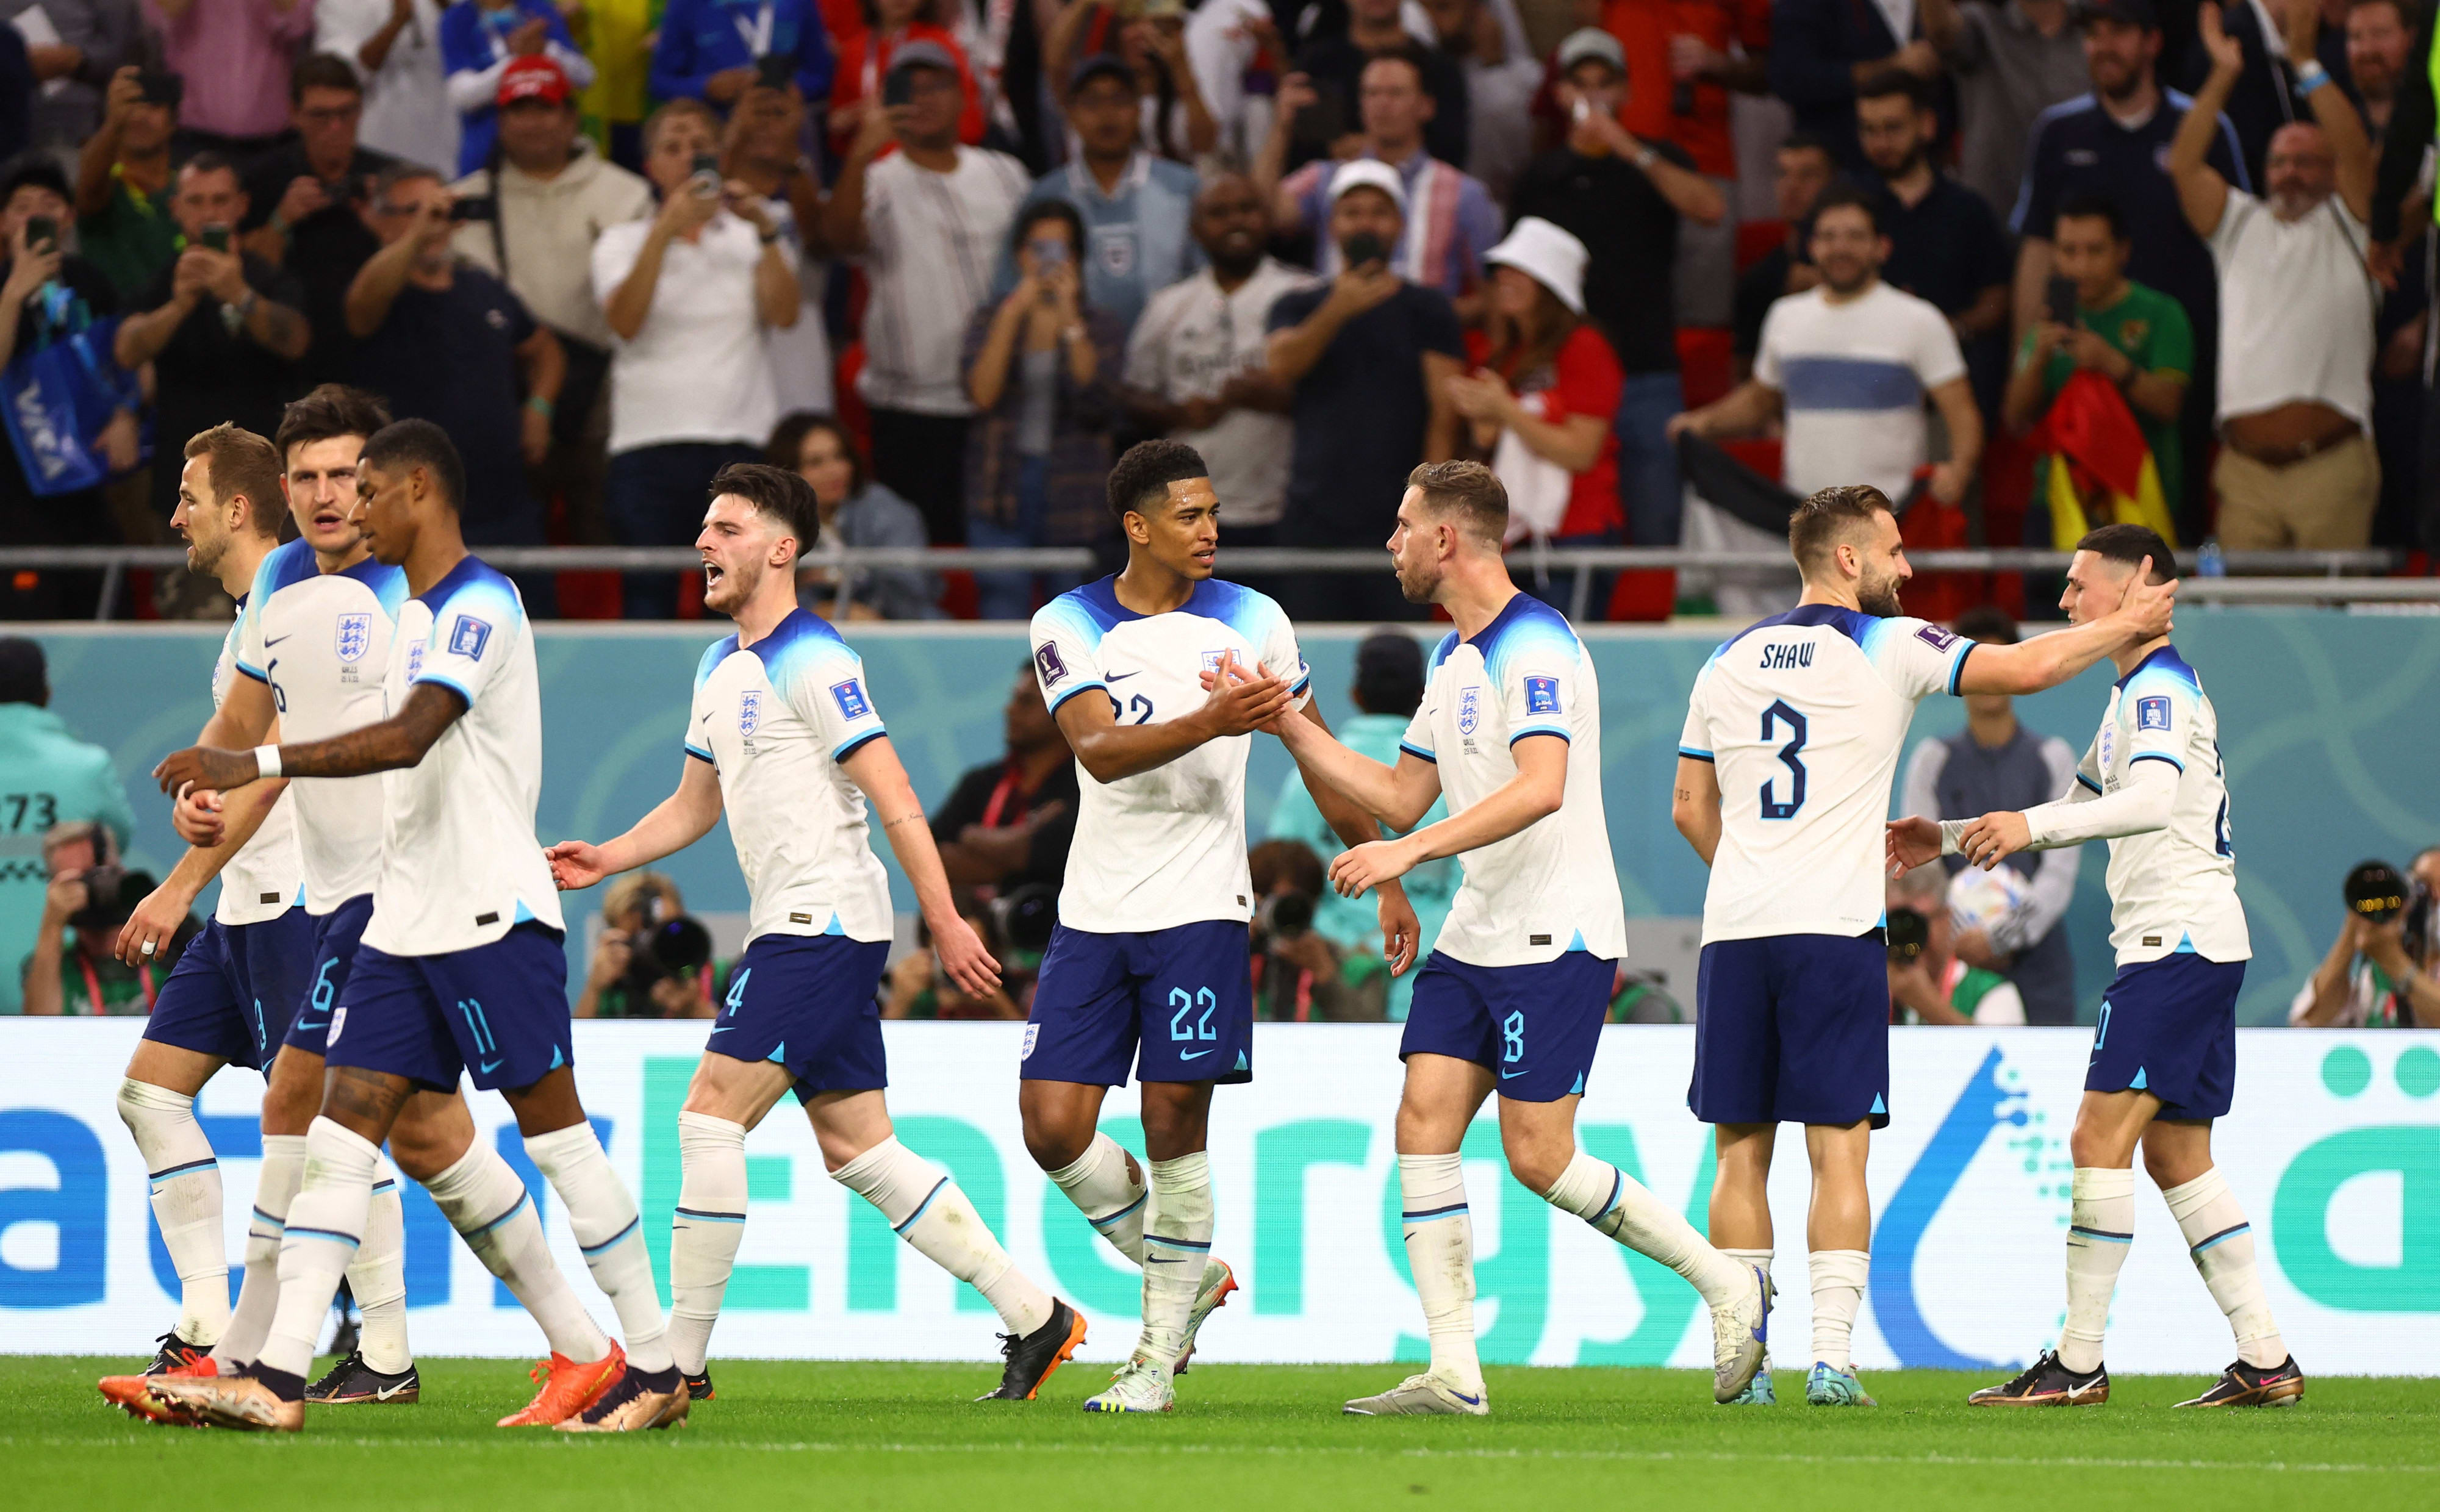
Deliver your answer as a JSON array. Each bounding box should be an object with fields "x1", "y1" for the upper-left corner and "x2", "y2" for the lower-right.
[
  {"x1": 260, "y1": 1072, "x2": 320, "y2": 1136},
  {"x1": 1021, "y1": 1119, "x2": 1093, "y2": 1173},
  {"x1": 1499, "y1": 1128, "x2": 1571, "y2": 1195},
  {"x1": 386, "y1": 1117, "x2": 467, "y2": 1184},
  {"x1": 115, "y1": 1076, "x2": 183, "y2": 1133}
]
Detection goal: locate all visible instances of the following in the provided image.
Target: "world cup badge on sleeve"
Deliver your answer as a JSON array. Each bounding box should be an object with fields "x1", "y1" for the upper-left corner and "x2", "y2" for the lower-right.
[
  {"x1": 447, "y1": 614, "x2": 491, "y2": 661},
  {"x1": 1524, "y1": 675, "x2": 1561, "y2": 715},
  {"x1": 336, "y1": 612, "x2": 372, "y2": 664},
  {"x1": 1035, "y1": 641, "x2": 1069, "y2": 686},
  {"x1": 2137, "y1": 696, "x2": 2171, "y2": 733}
]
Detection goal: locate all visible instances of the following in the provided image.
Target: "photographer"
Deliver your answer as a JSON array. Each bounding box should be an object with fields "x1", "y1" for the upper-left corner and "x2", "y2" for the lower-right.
[
  {"x1": 2292, "y1": 852, "x2": 2440, "y2": 1027},
  {"x1": 884, "y1": 905, "x2": 1025, "y2": 1020},
  {"x1": 1886, "y1": 862, "x2": 2028, "y2": 1027},
  {"x1": 930, "y1": 662, "x2": 1077, "y2": 897},
  {"x1": 240, "y1": 53, "x2": 394, "y2": 381},
  {"x1": 574, "y1": 870, "x2": 724, "y2": 1019},
  {"x1": 1249, "y1": 837, "x2": 1383, "y2": 1022},
  {"x1": 23, "y1": 820, "x2": 192, "y2": 1016}
]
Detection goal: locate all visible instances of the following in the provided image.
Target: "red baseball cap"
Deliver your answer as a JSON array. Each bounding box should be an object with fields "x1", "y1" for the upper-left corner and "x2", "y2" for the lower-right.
[{"x1": 498, "y1": 56, "x2": 572, "y2": 109}]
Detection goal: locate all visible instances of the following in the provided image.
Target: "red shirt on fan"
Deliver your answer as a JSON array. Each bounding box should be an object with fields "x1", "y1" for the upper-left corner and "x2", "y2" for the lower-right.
[
  {"x1": 829, "y1": 23, "x2": 988, "y2": 154},
  {"x1": 1465, "y1": 324, "x2": 1624, "y2": 539},
  {"x1": 1560, "y1": 0, "x2": 1768, "y2": 181}
]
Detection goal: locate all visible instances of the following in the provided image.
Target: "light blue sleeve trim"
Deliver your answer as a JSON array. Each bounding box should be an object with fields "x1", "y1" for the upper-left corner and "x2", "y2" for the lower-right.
[
  {"x1": 1287, "y1": 664, "x2": 1313, "y2": 695},
  {"x1": 1510, "y1": 725, "x2": 1571, "y2": 746},
  {"x1": 684, "y1": 742, "x2": 714, "y2": 764},
  {"x1": 1046, "y1": 679, "x2": 1107, "y2": 714},
  {"x1": 1947, "y1": 642, "x2": 1973, "y2": 697},
  {"x1": 2076, "y1": 772, "x2": 2104, "y2": 794},
  {"x1": 235, "y1": 660, "x2": 269, "y2": 683},
  {"x1": 1679, "y1": 745, "x2": 1714, "y2": 762},
  {"x1": 1398, "y1": 739, "x2": 1437, "y2": 764},
  {"x1": 2129, "y1": 751, "x2": 2185, "y2": 773},
  {"x1": 833, "y1": 727, "x2": 888, "y2": 763}
]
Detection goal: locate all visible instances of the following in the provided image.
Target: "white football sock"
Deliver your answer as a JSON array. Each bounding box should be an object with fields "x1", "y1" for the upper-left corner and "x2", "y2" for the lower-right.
[
  {"x1": 1046, "y1": 1133, "x2": 1147, "y2": 1265},
  {"x1": 214, "y1": 1132, "x2": 305, "y2": 1369},
  {"x1": 259, "y1": 1117, "x2": 378, "y2": 1381},
  {"x1": 1543, "y1": 1149, "x2": 1749, "y2": 1306},
  {"x1": 833, "y1": 1136, "x2": 1054, "y2": 1336},
  {"x1": 1398, "y1": 1153, "x2": 1481, "y2": 1394},
  {"x1": 668, "y1": 1111, "x2": 748, "y2": 1376},
  {"x1": 2162, "y1": 1167, "x2": 2285, "y2": 1367},
  {"x1": 1136, "y1": 1152, "x2": 1213, "y2": 1371},
  {"x1": 525, "y1": 1122, "x2": 671, "y2": 1374},
  {"x1": 2057, "y1": 1166, "x2": 2136, "y2": 1374},
  {"x1": 1809, "y1": 1249, "x2": 1870, "y2": 1373},
  {"x1": 346, "y1": 1167, "x2": 411, "y2": 1374},
  {"x1": 117, "y1": 1078, "x2": 228, "y2": 1346},
  {"x1": 1723, "y1": 1249, "x2": 1773, "y2": 1369},
  {"x1": 422, "y1": 1139, "x2": 608, "y2": 1364}
]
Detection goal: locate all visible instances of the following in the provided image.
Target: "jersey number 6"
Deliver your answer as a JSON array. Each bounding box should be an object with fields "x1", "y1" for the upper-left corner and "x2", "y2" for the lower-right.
[{"x1": 1759, "y1": 700, "x2": 1808, "y2": 820}]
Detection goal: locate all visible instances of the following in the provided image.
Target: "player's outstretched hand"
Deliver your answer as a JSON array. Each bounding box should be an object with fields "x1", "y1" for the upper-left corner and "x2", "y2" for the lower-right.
[
  {"x1": 2116, "y1": 557, "x2": 2176, "y2": 643},
  {"x1": 1885, "y1": 815, "x2": 1943, "y2": 877},
  {"x1": 1957, "y1": 810, "x2": 2033, "y2": 869},
  {"x1": 114, "y1": 878, "x2": 194, "y2": 967},
  {"x1": 1377, "y1": 886, "x2": 1419, "y2": 975},
  {"x1": 153, "y1": 745, "x2": 259, "y2": 795},
  {"x1": 171, "y1": 784, "x2": 226, "y2": 848},
  {"x1": 1330, "y1": 836, "x2": 1418, "y2": 898},
  {"x1": 930, "y1": 911, "x2": 1003, "y2": 998},
  {"x1": 1199, "y1": 650, "x2": 1293, "y2": 736},
  {"x1": 544, "y1": 840, "x2": 609, "y2": 891}
]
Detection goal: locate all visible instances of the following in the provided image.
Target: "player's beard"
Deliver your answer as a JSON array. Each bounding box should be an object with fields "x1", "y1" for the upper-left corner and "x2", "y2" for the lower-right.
[
  {"x1": 704, "y1": 557, "x2": 756, "y2": 615},
  {"x1": 1857, "y1": 568, "x2": 1904, "y2": 617},
  {"x1": 1394, "y1": 554, "x2": 1441, "y2": 605},
  {"x1": 184, "y1": 531, "x2": 224, "y2": 578}
]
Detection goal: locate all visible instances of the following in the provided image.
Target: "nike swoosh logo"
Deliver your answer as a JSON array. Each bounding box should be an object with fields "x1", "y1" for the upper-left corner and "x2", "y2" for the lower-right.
[
  {"x1": 1451, "y1": 1390, "x2": 1482, "y2": 1405},
  {"x1": 371, "y1": 1379, "x2": 414, "y2": 1400},
  {"x1": 709, "y1": 1026, "x2": 729, "y2": 1034},
  {"x1": 263, "y1": 634, "x2": 292, "y2": 646},
  {"x1": 479, "y1": 1057, "x2": 503, "y2": 1073},
  {"x1": 294, "y1": 1015, "x2": 326, "y2": 1030},
  {"x1": 1144, "y1": 1255, "x2": 1183, "y2": 1264},
  {"x1": 1179, "y1": 1047, "x2": 1215, "y2": 1060},
  {"x1": 1500, "y1": 1069, "x2": 1526, "y2": 1080},
  {"x1": 1106, "y1": 670, "x2": 1141, "y2": 681}
]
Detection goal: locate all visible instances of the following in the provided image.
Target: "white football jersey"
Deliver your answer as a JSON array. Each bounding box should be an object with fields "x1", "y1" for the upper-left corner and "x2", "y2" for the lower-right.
[
  {"x1": 1403, "y1": 596, "x2": 1626, "y2": 968},
  {"x1": 2067, "y1": 646, "x2": 2250, "y2": 965},
  {"x1": 1030, "y1": 576, "x2": 1309, "y2": 934},
  {"x1": 1681, "y1": 605, "x2": 1973, "y2": 943},
  {"x1": 236, "y1": 541, "x2": 407, "y2": 912},
  {"x1": 686, "y1": 609, "x2": 894, "y2": 945},
  {"x1": 362, "y1": 557, "x2": 564, "y2": 957},
  {"x1": 210, "y1": 597, "x2": 303, "y2": 926}
]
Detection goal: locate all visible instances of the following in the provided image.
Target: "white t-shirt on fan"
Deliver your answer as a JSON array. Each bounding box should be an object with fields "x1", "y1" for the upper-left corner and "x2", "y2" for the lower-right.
[
  {"x1": 2207, "y1": 190, "x2": 2377, "y2": 428},
  {"x1": 1754, "y1": 280, "x2": 1965, "y2": 502},
  {"x1": 592, "y1": 210, "x2": 792, "y2": 456}
]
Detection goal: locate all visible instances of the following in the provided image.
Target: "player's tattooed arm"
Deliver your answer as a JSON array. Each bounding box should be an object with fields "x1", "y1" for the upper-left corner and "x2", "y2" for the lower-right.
[
  {"x1": 152, "y1": 683, "x2": 468, "y2": 794},
  {"x1": 1671, "y1": 755, "x2": 1723, "y2": 866}
]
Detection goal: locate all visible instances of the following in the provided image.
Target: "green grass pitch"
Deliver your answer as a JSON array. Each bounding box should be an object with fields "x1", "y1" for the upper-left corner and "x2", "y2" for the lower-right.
[{"x1": 5, "y1": 1357, "x2": 2433, "y2": 1511}]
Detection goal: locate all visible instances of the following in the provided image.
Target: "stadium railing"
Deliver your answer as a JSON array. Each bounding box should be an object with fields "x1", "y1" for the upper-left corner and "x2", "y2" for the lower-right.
[{"x1": 1, "y1": 546, "x2": 2424, "y2": 620}]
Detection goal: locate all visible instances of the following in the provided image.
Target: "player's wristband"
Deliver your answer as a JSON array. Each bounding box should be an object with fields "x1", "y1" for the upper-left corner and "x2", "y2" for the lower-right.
[
  {"x1": 2294, "y1": 60, "x2": 2330, "y2": 96},
  {"x1": 253, "y1": 745, "x2": 281, "y2": 780}
]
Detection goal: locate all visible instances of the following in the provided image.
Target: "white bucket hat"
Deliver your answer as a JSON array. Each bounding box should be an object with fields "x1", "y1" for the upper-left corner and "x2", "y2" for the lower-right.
[
  {"x1": 1326, "y1": 157, "x2": 1408, "y2": 215},
  {"x1": 1484, "y1": 217, "x2": 1589, "y2": 315}
]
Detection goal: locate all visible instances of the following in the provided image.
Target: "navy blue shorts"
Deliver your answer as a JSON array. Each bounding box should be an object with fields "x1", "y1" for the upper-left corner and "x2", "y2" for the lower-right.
[
  {"x1": 1690, "y1": 932, "x2": 1891, "y2": 1128},
  {"x1": 706, "y1": 933, "x2": 891, "y2": 1097},
  {"x1": 283, "y1": 894, "x2": 374, "y2": 1058},
  {"x1": 1401, "y1": 950, "x2": 1614, "y2": 1102},
  {"x1": 2087, "y1": 953, "x2": 2245, "y2": 1120},
  {"x1": 326, "y1": 922, "x2": 572, "y2": 1093},
  {"x1": 142, "y1": 911, "x2": 316, "y2": 1073},
  {"x1": 1022, "y1": 920, "x2": 1254, "y2": 1086}
]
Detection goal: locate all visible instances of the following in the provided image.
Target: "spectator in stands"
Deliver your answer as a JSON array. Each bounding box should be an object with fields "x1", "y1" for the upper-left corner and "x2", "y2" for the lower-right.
[
  {"x1": 1266, "y1": 160, "x2": 1463, "y2": 623},
  {"x1": 721, "y1": 78, "x2": 833, "y2": 417},
  {"x1": 4, "y1": 0, "x2": 140, "y2": 156},
  {"x1": 1670, "y1": 187, "x2": 1979, "y2": 507},
  {"x1": 574, "y1": 870, "x2": 719, "y2": 1019},
  {"x1": 2174, "y1": 1, "x2": 2380, "y2": 550},
  {"x1": 825, "y1": 0, "x2": 987, "y2": 154},
  {"x1": 1285, "y1": 0, "x2": 1469, "y2": 175},
  {"x1": 1449, "y1": 218, "x2": 1626, "y2": 597},
  {"x1": 144, "y1": 0, "x2": 315, "y2": 159},
  {"x1": 451, "y1": 55, "x2": 651, "y2": 548},
  {"x1": 770, "y1": 411, "x2": 945, "y2": 620},
  {"x1": 1041, "y1": 0, "x2": 1219, "y2": 163},
  {"x1": 1900, "y1": 604, "x2": 2083, "y2": 1025},
  {"x1": 316, "y1": 0, "x2": 459, "y2": 173},
  {"x1": 1858, "y1": 70, "x2": 2012, "y2": 352},
  {"x1": 1263, "y1": 627, "x2": 1452, "y2": 1020},
  {"x1": 1, "y1": 158, "x2": 138, "y2": 611},
  {"x1": 1248, "y1": 836, "x2": 1382, "y2": 1020},
  {"x1": 2012, "y1": 0, "x2": 2247, "y2": 536},
  {"x1": 2347, "y1": 0, "x2": 2428, "y2": 546},
  {"x1": 1512, "y1": 29, "x2": 1724, "y2": 555},
  {"x1": 1767, "y1": 0, "x2": 1938, "y2": 170},
  {"x1": 1122, "y1": 171, "x2": 1316, "y2": 548},
  {"x1": 440, "y1": 0, "x2": 596, "y2": 175},
  {"x1": 1016, "y1": 55, "x2": 1200, "y2": 338},
  {"x1": 823, "y1": 41, "x2": 1028, "y2": 546},
  {"x1": 23, "y1": 819, "x2": 181, "y2": 1015},
  {"x1": 961, "y1": 199, "x2": 1125, "y2": 620},
  {"x1": 115, "y1": 153, "x2": 311, "y2": 523},
  {"x1": 1884, "y1": 861, "x2": 2028, "y2": 1025},
  {"x1": 346, "y1": 162, "x2": 564, "y2": 557},
  {"x1": 241, "y1": 54, "x2": 394, "y2": 382},
  {"x1": 1421, "y1": 0, "x2": 1542, "y2": 207},
  {"x1": 884, "y1": 905, "x2": 1025, "y2": 1018},
  {"x1": 2291, "y1": 845, "x2": 2440, "y2": 1026},
  {"x1": 650, "y1": 0, "x2": 834, "y2": 112},
  {"x1": 0, "y1": 639, "x2": 132, "y2": 1011},
  {"x1": 1595, "y1": 0, "x2": 1771, "y2": 328},
  {"x1": 1922, "y1": 0, "x2": 2089, "y2": 225},
  {"x1": 930, "y1": 661, "x2": 1078, "y2": 895},
  {"x1": 2001, "y1": 193, "x2": 2193, "y2": 511},
  {"x1": 74, "y1": 65, "x2": 180, "y2": 304},
  {"x1": 1266, "y1": 47, "x2": 1500, "y2": 310},
  {"x1": 2207, "y1": 0, "x2": 2351, "y2": 189},
  {"x1": 1732, "y1": 131, "x2": 1834, "y2": 370},
  {"x1": 2349, "y1": 0, "x2": 2416, "y2": 149},
  {"x1": 595, "y1": 97, "x2": 799, "y2": 617}
]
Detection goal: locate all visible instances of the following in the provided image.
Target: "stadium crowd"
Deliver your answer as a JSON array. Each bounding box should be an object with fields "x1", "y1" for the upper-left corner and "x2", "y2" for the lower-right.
[{"x1": 4, "y1": 0, "x2": 2438, "y2": 625}]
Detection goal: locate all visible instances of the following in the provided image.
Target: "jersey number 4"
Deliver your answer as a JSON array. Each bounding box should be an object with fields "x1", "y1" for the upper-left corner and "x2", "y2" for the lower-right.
[{"x1": 1758, "y1": 700, "x2": 1809, "y2": 820}]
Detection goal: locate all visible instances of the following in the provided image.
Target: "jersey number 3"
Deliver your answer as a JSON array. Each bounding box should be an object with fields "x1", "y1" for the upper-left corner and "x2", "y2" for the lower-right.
[{"x1": 1758, "y1": 700, "x2": 1808, "y2": 820}]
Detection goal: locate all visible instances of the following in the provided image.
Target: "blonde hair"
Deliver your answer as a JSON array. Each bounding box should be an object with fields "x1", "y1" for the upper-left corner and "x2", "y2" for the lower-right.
[{"x1": 603, "y1": 871, "x2": 682, "y2": 928}]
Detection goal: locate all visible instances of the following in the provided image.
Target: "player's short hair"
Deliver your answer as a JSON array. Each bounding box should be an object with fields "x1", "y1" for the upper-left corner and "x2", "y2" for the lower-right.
[
  {"x1": 1808, "y1": 184, "x2": 1884, "y2": 237},
  {"x1": 276, "y1": 384, "x2": 392, "y2": 462},
  {"x1": 183, "y1": 423, "x2": 285, "y2": 537},
  {"x1": 2054, "y1": 192, "x2": 2128, "y2": 242},
  {"x1": 1787, "y1": 483, "x2": 1894, "y2": 578},
  {"x1": 290, "y1": 51, "x2": 363, "y2": 105},
  {"x1": 362, "y1": 418, "x2": 464, "y2": 512},
  {"x1": 709, "y1": 460, "x2": 821, "y2": 557},
  {"x1": 1951, "y1": 604, "x2": 2019, "y2": 645},
  {"x1": 1106, "y1": 438, "x2": 1210, "y2": 521},
  {"x1": 2075, "y1": 523, "x2": 2178, "y2": 581},
  {"x1": 1405, "y1": 459, "x2": 1507, "y2": 542}
]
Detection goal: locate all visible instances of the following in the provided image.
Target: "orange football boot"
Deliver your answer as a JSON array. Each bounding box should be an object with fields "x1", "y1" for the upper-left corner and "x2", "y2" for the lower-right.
[{"x1": 497, "y1": 1343, "x2": 625, "y2": 1427}]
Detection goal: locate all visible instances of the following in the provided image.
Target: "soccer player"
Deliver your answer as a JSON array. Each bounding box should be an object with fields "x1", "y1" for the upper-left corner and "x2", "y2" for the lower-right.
[
  {"x1": 105, "y1": 390, "x2": 624, "y2": 1430},
  {"x1": 1671, "y1": 484, "x2": 2173, "y2": 1407},
  {"x1": 1890, "y1": 526, "x2": 2302, "y2": 1409},
  {"x1": 1235, "y1": 461, "x2": 1767, "y2": 1417},
  {"x1": 146, "y1": 420, "x2": 677, "y2": 1433},
  {"x1": 1022, "y1": 439, "x2": 1418, "y2": 1414},
  {"x1": 545, "y1": 463, "x2": 1089, "y2": 1405}
]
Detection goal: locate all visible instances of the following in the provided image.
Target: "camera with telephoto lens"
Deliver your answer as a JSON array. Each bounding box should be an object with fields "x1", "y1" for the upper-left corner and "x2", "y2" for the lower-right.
[
  {"x1": 1886, "y1": 906, "x2": 1930, "y2": 964},
  {"x1": 621, "y1": 914, "x2": 712, "y2": 998},
  {"x1": 2347, "y1": 859, "x2": 2433, "y2": 963},
  {"x1": 71, "y1": 865, "x2": 154, "y2": 936},
  {"x1": 1257, "y1": 889, "x2": 1316, "y2": 942},
  {"x1": 990, "y1": 881, "x2": 1059, "y2": 956}
]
